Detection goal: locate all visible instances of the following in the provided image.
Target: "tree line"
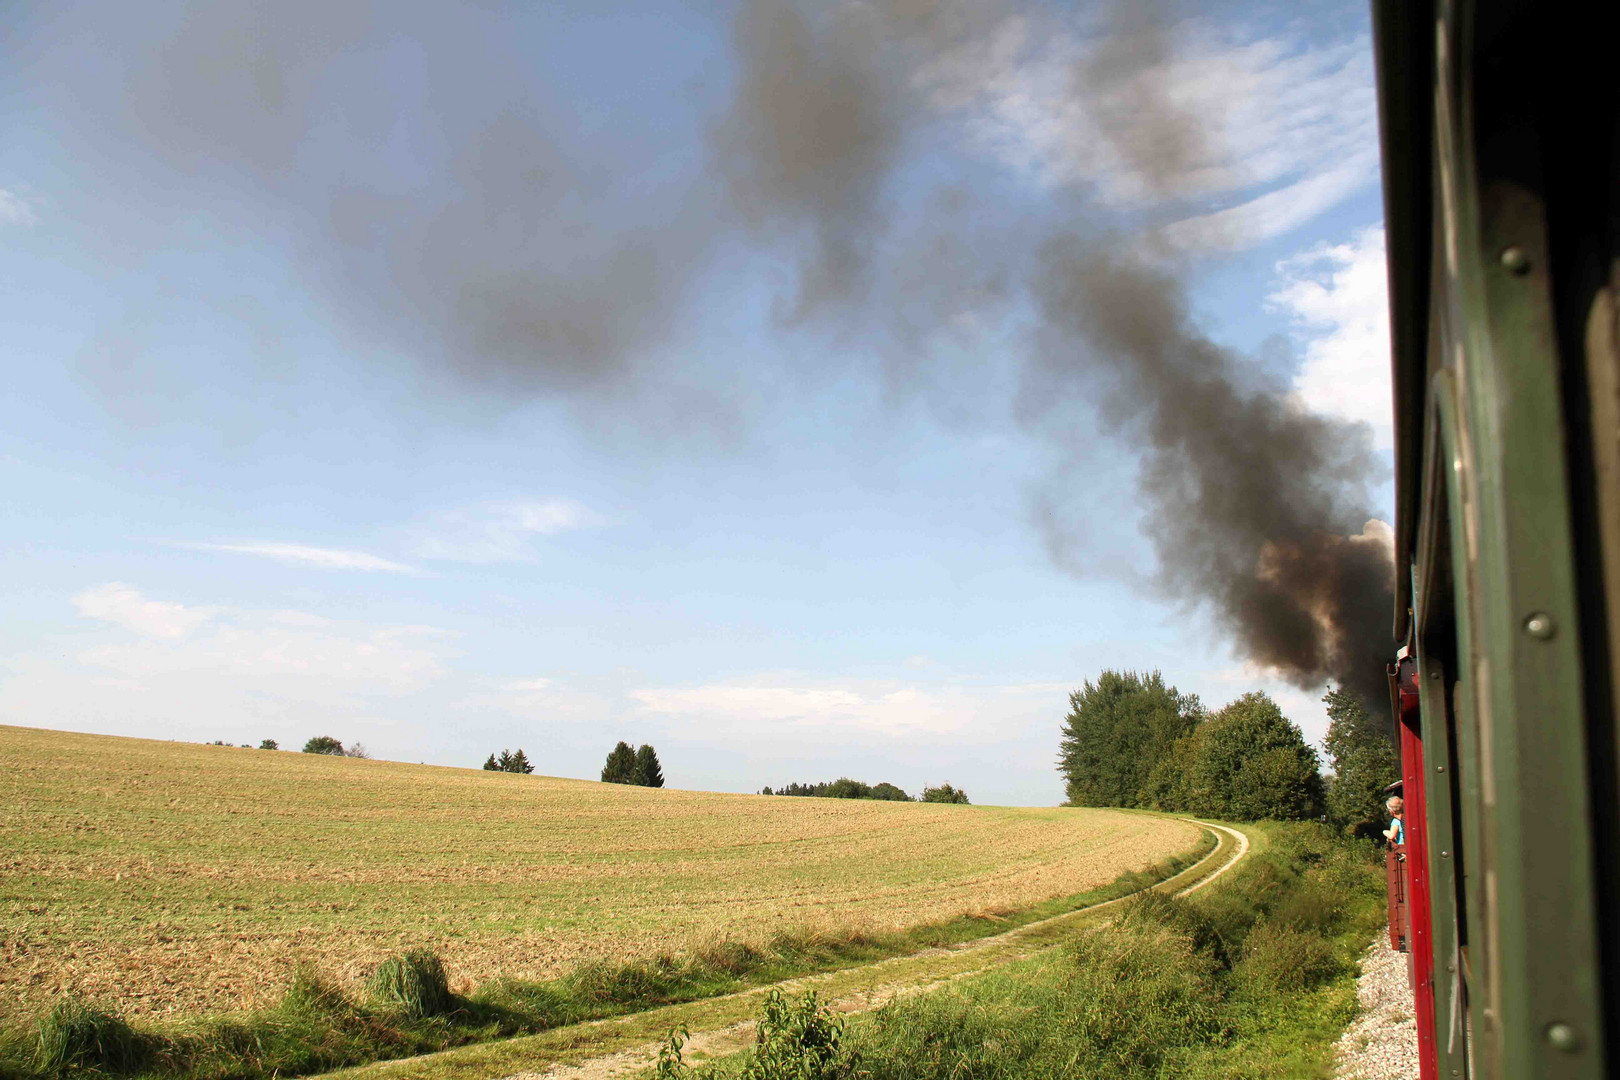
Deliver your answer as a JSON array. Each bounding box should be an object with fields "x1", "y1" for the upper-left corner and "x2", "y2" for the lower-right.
[
  {"x1": 1057, "y1": 670, "x2": 1397, "y2": 831},
  {"x1": 760, "y1": 779, "x2": 969, "y2": 804},
  {"x1": 482, "y1": 749, "x2": 533, "y2": 773}
]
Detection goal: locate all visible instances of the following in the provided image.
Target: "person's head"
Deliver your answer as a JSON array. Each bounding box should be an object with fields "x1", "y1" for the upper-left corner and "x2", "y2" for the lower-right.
[{"x1": 1387, "y1": 795, "x2": 1404, "y2": 816}]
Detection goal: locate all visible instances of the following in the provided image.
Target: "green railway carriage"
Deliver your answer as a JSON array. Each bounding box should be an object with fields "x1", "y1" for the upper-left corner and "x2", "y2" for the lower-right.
[{"x1": 1372, "y1": 1, "x2": 1620, "y2": 1077}]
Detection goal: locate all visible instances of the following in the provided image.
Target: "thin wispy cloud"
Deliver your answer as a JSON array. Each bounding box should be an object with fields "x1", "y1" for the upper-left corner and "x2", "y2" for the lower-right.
[
  {"x1": 411, "y1": 499, "x2": 607, "y2": 564},
  {"x1": 185, "y1": 542, "x2": 420, "y2": 574},
  {"x1": 927, "y1": 20, "x2": 1377, "y2": 250}
]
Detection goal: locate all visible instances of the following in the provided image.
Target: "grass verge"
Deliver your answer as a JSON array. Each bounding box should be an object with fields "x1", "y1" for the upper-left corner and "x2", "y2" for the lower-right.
[
  {"x1": 0, "y1": 830, "x2": 1216, "y2": 1080},
  {"x1": 661, "y1": 821, "x2": 1384, "y2": 1080}
]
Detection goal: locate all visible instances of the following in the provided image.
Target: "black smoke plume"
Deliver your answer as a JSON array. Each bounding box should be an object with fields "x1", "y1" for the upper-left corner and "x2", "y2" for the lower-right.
[{"x1": 12, "y1": 0, "x2": 1395, "y2": 704}]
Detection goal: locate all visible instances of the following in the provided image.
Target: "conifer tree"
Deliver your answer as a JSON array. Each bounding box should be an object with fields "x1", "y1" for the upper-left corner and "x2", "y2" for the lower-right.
[
  {"x1": 508, "y1": 748, "x2": 534, "y2": 774},
  {"x1": 601, "y1": 741, "x2": 637, "y2": 784},
  {"x1": 483, "y1": 753, "x2": 499, "y2": 771},
  {"x1": 633, "y1": 744, "x2": 664, "y2": 788}
]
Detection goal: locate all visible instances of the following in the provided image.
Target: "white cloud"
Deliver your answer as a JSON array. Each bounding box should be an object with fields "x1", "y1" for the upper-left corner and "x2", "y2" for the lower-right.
[
  {"x1": 186, "y1": 541, "x2": 420, "y2": 574},
  {"x1": 2, "y1": 587, "x2": 452, "y2": 746},
  {"x1": 630, "y1": 676, "x2": 1068, "y2": 742},
  {"x1": 0, "y1": 189, "x2": 35, "y2": 226},
  {"x1": 922, "y1": 20, "x2": 1378, "y2": 250},
  {"x1": 73, "y1": 582, "x2": 216, "y2": 639},
  {"x1": 412, "y1": 498, "x2": 606, "y2": 563},
  {"x1": 1268, "y1": 225, "x2": 1393, "y2": 445}
]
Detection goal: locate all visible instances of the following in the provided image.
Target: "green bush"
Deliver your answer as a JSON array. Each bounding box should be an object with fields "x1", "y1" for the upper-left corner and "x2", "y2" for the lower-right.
[
  {"x1": 367, "y1": 950, "x2": 453, "y2": 1018},
  {"x1": 657, "y1": 991, "x2": 853, "y2": 1080},
  {"x1": 35, "y1": 999, "x2": 142, "y2": 1076}
]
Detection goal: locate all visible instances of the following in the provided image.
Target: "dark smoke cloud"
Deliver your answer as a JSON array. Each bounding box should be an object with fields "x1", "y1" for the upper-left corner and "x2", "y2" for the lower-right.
[
  {"x1": 18, "y1": 0, "x2": 1394, "y2": 701},
  {"x1": 1026, "y1": 247, "x2": 1393, "y2": 706}
]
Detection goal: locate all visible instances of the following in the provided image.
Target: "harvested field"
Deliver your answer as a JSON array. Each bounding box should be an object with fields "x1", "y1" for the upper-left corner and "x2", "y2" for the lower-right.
[{"x1": 0, "y1": 725, "x2": 1200, "y2": 1022}]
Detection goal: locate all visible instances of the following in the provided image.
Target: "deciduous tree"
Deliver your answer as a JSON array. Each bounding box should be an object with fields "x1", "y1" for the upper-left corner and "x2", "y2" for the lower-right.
[
  {"x1": 1058, "y1": 670, "x2": 1202, "y2": 808},
  {"x1": 303, "y1": 736, "x2": 344, "y2": 755},
  {"x1": 1182, "y1": 692, "x2": 1324, "y2": 820}
]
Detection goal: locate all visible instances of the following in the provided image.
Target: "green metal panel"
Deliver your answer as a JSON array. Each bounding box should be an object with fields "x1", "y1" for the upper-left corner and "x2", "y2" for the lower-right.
[
  {"x1": 1427, "y1": 2, "x2": 1608, "y2": 1072},
  {"x1": 1431, "y1": 369, "x2": 1492, "y2": 1076},
  {"x1": 1414, "y1": 374, "x2": 1468, "y2": 1078}
]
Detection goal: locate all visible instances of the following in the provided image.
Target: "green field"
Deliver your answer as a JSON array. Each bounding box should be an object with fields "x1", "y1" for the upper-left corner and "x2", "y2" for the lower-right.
[{"x1": 0, "y1": 725, "x2": 1200, "y2": 1023}]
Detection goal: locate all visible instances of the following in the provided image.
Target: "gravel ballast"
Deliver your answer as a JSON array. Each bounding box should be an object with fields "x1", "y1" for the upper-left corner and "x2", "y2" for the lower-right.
[{"x1": 1334, "y1": 934, "x2": 1420, "y2": 1079}]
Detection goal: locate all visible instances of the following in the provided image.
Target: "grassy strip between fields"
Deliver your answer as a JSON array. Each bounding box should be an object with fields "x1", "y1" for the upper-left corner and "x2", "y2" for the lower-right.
[
  {"x1": 0, "y1": 829, "x2": 1217, "y2": 1080},
  {"x1": 660, "y1": 821, "x2": 1386, "y2": 1080}
]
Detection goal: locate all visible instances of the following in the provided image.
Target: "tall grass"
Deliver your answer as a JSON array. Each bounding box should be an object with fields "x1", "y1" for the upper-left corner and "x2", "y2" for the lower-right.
[
  {"x1": 34, "y1": 1000, "x2": 143, "y2": 1077},
  {"x1": 0, "y1": 836, "x2": 1214, "y2": 1080},
  {"x1": 367, "y1": 951, "x2": 453, "y2": 1018}
]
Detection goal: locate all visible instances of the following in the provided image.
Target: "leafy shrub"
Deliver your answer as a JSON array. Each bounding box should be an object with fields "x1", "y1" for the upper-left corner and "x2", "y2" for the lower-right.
[
  {"x1": 742, "y1": 990, "x2": 850, "y2": 1080},
  {"x1": 301, "y1": 736, "x2": 344, "y2": 756},
  {"x1": 657, "y1": 991, "x2": 853, "y2": 1080},
  {"x1": 919, "y1": 784, "x2": 969, "y2": 804},
  {"x1": 35, "y1": 999, "x2": 143, "y2": 1075},
  {"x1": 367, "y1": 950, "x2": 453, "y2": 1018}
]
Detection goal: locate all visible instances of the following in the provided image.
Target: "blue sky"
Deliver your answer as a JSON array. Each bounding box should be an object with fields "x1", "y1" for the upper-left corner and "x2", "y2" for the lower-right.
[{"x1": 0, "y1": 0, "x2": 1394, "y2": 804}]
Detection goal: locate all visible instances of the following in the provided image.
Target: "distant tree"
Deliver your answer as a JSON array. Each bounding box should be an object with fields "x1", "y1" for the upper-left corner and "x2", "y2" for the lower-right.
[
  {"x1": 344, "y1": 743, "x2": 371, "y2": 759},
  {"x1": 921, "y1": 784, "x2": 969, "y2": 804},
  {"x1": 507, "y1": 748, "x2": 534, "y2": 775},
  {"x1": 823, "y1": 777, "x2": 871, "y2": 799},
  {"x1": 483, "y1": 754, "x2": 500, "y2": 771},
  {"x1": 760, "y1": 786, "x2": 774, "y2": 796},
  {"x1": 1182, "y1": 692, "x2": 1324, "y2": 820},
  {"x1": 1322, "y1": 686, "x2": 1399, "y2": 836},
  {"x1": 601, "y1": 741, "x2": 637, "y2": 784},
  {"x1": 633, "y1": 744, "x2": 664, "y2": 788},
  {"x1": 303, "y1": 736, "x2": 345, "y2": 755},
  {"x1": 1058, "y1": 670, "x2": 1203, "y2": 808},
  {"x1": 766, "y1": 778, "x2": 911, "y2": 800}
]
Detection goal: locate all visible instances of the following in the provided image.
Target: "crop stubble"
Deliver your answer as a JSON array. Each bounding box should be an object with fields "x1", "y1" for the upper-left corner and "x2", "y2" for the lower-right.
[{"x1": 0, "y1": 725, "x2": 1198, "y2": 1021}]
